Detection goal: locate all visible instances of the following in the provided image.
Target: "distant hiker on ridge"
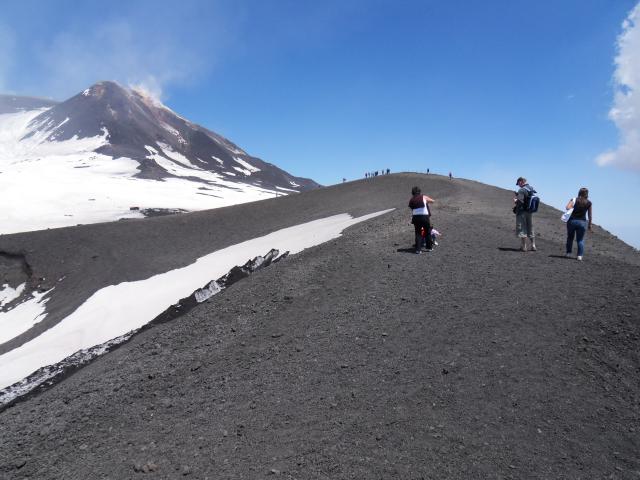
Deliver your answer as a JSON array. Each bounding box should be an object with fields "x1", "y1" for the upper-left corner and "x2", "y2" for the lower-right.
[
  {"x1": 564, "y1": 187, "x2": 593, "y2": 261},
  {"x1": 513, "y1": 176, "x2": 537, "y2": 252},
  {"x1": 409, "y1": 186, "x2": 435, "y2": 254},
  {"x1": 449, "y1": 172, "x2": 452, "y2": 180}
]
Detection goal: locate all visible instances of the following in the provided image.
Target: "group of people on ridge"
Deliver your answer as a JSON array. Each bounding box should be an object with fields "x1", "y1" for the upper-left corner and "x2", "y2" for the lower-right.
[
  {"x1": 365, "y1": 169, "x2": 391, "y2": 178},
  {"x1": 409, "y1": 177, "x2": 593, "y2": 259}
]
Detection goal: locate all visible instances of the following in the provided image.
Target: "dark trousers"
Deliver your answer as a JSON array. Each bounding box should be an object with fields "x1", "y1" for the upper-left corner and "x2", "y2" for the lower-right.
[{"x1": 412, "y1": 215, "x2": 433, "y2": 250}]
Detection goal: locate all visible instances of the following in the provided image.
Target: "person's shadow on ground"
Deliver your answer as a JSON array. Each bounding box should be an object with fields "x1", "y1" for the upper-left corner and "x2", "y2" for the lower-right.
[
  {"x1": 397, "y1": 247, "x2": 418, "y2": 254},
  {"x1": 497, "y1": 248, "x2": 573, "y2": 260}
]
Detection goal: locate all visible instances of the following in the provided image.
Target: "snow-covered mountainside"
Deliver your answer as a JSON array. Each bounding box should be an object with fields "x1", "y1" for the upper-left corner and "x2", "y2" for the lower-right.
[
  {"x1": 0, "y1": 82, "x2": 318, "y2": 235},
  {"x1": 0, "y1": 209, "x2": 392, "y2": 405}
]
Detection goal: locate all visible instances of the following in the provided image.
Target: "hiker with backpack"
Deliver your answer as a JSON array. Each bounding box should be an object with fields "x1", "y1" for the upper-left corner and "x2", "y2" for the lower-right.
[
  {"x1": 409, "y1": 186, "x2": 435, "y2": 254},
  {"x1": 513, "y1": 177, "x2": 539, "y2": 252}
]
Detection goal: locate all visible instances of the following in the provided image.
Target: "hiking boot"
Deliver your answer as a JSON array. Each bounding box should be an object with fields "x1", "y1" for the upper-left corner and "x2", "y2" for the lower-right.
[
  {"x1": 520, "y1": 238, "x2": 528, "y2": 252},
  {"x1": 415, "y1": 249, "x2": 421, "y2": 254},
  {"x1": 530, "y1": 244, "x2": 537, "y2": 251},
  {"x1": 424, "y1": 248, "x2": 433, "y2": 252},
  {"x1": 577, "y1": 256, "x2": 583, "y2": 261}
]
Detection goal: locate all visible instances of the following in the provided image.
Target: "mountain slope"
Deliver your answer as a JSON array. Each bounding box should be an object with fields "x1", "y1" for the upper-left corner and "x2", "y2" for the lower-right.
[
  {"x1": 0, "y1": 94, "x2": 58, "y2": 114},
  {"x1": 0, "y1": 174, "x2": 638, "y2": 479},
  {"x1": 0, "y1": 81, "x2": 318, "y2": 235}
]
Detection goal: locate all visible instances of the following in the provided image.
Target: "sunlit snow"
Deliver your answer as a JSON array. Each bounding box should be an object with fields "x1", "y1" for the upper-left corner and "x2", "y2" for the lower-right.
[
  {"x1": 233, "y1": 156, "x2": 260, "y2": 173},
  {"x1": 160, "y1": 123, "x2": 187, "y2": 145},
  {"x1": 276, "y1": 186, "x2": 299, "y2": 193},
  {"x1": 0, "y1": 283, "x2": 26, "y2": 307},
  {"x1": 0, "y1": 209, "x2": 393, "y2": 390},
  {"x1": 0, "y1": 110, "x2": 290, "y2": 235},
  {"x1": 0, "y1": 288, "x2": 50, "y2": 345},
  {"x1": 233, "y1": 166, "x2": 252, "y2": 175}
]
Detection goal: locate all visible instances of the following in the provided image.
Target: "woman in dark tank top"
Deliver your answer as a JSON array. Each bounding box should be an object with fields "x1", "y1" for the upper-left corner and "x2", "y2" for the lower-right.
[{"x1": 565, "y1": 187, "x2": 592, "y2": 261}]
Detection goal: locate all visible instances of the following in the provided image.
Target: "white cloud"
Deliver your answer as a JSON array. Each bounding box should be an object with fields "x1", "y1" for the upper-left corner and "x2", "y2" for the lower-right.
[{"x1": 597, "y1": 2, "x2": 640, "y2": 171}]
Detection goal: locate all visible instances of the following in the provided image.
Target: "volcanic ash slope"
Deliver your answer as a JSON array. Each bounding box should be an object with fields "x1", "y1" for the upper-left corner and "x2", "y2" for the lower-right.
[{"x1": 0, "y1": 173, "x2": 639, "y2": 480}]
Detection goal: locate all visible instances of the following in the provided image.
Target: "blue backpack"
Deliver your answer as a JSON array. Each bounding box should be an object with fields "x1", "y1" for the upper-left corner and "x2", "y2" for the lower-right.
[{"x1": 523, "y1": 185, "x2": 540, "y2": 213}]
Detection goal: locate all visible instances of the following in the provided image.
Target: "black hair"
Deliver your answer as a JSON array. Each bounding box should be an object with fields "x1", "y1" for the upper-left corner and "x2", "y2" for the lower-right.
[{"x1": 411, "y1": 186, "x2": 421, "y2": 195}]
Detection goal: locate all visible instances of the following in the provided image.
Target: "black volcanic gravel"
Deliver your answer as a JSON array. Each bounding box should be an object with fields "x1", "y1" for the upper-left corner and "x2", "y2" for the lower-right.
[{"x1": 0, "y1": 173, "x2": 639, "y2": 479}]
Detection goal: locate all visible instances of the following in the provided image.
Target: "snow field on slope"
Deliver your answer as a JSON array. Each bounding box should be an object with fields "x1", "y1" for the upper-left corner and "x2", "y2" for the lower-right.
[
  {"x1": 233, "y1": 156, "x2": 261, "y2": 173},
  {"x1": 0, "y1": 111, "x2": 282, "y2": 235},
  {"x1": 0, "y1": 209, "x2": 393, "y2": 390},
  {"x1": 0, "y1": 288, "x2": 50, "y2": 344},
  {"x1": 0, "y1": 283, "x2": 26, "y2": 306}
]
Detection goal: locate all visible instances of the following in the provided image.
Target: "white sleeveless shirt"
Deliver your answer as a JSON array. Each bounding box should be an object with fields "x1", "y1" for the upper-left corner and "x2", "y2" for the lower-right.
[{"x1": 412, "y1": 195, "x2": 430, "y2": 216}]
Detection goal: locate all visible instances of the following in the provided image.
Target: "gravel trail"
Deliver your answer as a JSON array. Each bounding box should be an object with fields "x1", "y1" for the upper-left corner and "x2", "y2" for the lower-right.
[{"x1": 1, "y1": 174, "x2": 638, "y2": 479}]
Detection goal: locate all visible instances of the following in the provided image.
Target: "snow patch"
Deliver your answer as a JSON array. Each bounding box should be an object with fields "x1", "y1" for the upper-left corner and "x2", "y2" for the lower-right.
[
  {"x1": 0, "y1": 209, "x2": 394, "y2": 391},
  {"x1": 0, "y1": 288, "x2": 51, "y2": 345},
  {"x1": 0, "y1": 111, "x2": 297, "y2": 236},
  {"x1": 275, "y1": 186, "x2": 299, "y2": 193},
  {"x1": 194, "y1": 280, "x2": 222, "y2": 303},
  {"x1": 161, "y1": 122, "x2": 187, "y2": 145},
  {"x1": 0, "y1": 330, "x2": 134, "y2": 407},
  {"x1": 0, "y1": 283, "x2": 26, "y2": 307},
  {"x1": 226, "y1": 145, "x2": 246, "y2": 155},
  {"x1": 233, "y1": 156, "x2": 260, "y2": 173},
  {"x1": 156, "y1": 142, "x2": 202, "y2": 170},
  {"x1": 233, "y1": 166, "x2": 251, "y2": 175}
]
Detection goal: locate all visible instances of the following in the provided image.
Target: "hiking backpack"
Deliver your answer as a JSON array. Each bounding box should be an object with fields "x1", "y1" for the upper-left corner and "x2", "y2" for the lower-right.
[{"x1": 523, "y1": 185, "x2": 540, "y2": 213}]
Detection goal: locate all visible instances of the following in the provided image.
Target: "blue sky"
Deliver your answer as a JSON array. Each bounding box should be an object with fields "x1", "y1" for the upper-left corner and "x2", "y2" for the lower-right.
[{"x1": 2, "y1": 0, "x2": 640, "y2": 248}]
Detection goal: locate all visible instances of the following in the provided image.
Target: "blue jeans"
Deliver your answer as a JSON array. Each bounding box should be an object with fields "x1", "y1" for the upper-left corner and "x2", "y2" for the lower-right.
[{"x1": 566, "y1": 219, "x2": 587, "y2": 256}]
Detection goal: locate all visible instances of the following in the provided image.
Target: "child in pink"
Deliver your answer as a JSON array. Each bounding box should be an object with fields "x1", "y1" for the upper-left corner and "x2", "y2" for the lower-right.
[{"x1": 431, "y1": 228, "x2": 441, "y2": 246}]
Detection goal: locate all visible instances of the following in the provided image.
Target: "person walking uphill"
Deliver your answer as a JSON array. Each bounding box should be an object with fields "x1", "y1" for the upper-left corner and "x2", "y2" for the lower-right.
[
  {"x1": 409, "y1": 186, "x2": 435, "y2": 254},
  {"x1": 514, "y1": 177, "x2": 537, "y2": 251},
  {"x1": 565, "y1": 187, "x2": 593, "y2": 261}
]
